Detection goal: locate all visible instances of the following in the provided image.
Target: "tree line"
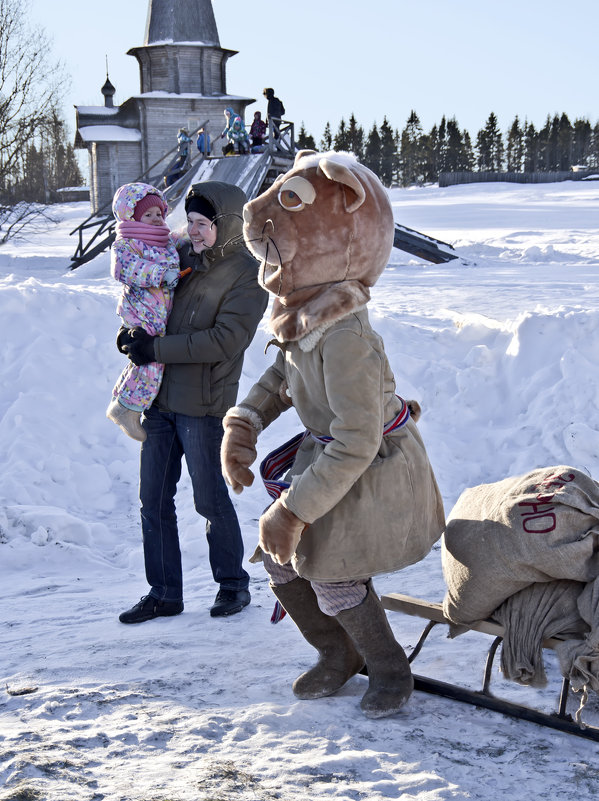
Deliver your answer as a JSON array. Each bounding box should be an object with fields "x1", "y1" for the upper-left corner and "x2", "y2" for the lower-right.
[
  {"x1": 3, "y1": 110, "x2": 83, "y2": 204},
  {"x1": 296, "y1": 111, "x2": 599, "y2": 187}
]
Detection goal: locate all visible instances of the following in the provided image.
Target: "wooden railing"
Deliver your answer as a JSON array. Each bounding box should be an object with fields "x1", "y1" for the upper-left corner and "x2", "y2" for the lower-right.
[{"x1": 267, "y1": 119, "x2": 295, "y2": 158}]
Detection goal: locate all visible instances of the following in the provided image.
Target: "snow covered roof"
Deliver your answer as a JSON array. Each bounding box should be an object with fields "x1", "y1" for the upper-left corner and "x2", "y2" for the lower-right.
[
  {"x1": 75, "y1": 106, "x2": 120, "y2": 116},
  {"x1": 77, "y1": 126, "x2": 141, "y2": 143}
]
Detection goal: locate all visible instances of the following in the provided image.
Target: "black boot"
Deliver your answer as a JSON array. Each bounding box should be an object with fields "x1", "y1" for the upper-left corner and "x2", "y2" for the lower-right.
[
  {"x1": 336, "y1": 582, "x2": 413, "y2": 718},
  {"x1": 272, "y1": 577, "x2": 365, "y2": 700}
]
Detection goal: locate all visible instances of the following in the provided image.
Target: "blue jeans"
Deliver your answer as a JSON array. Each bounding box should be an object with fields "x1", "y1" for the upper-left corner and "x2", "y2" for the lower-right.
[{"x1": 139, "y1": 405, "x2": 249, "y2": 602}]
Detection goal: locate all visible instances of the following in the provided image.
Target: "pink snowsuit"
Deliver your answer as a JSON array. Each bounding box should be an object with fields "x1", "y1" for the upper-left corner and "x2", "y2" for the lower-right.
[{"x1": 110, "y1": 183, "x2": 181, "y2": 411}]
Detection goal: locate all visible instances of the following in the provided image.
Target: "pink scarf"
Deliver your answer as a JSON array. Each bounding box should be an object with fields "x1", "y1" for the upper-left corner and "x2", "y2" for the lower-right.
[{"x1": 116, "y1": 220, "x2": 170, "y2": 248}]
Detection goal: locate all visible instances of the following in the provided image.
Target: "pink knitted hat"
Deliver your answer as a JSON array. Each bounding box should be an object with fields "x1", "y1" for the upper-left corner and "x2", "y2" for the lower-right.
[{"x1": 133, "y1": 193, "x2": 167, "y2": 221}]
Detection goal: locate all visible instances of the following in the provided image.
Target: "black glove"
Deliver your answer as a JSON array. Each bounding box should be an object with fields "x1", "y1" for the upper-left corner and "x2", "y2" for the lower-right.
[
  {"x1": 116, "y1": 325, "x2": 134, "y2": 354},
  {"x1": 121, "y1": 327, "x2": 157, "y2": 366}
]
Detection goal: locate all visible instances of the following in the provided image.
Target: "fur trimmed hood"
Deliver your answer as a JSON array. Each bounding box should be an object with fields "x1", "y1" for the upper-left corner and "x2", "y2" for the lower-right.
[
  {"x1": 182, "y1": 181, "x2": 249, "y2": 265},
  {"x1": 242, "y1": 151, "x2": 394, "y2": 342}
]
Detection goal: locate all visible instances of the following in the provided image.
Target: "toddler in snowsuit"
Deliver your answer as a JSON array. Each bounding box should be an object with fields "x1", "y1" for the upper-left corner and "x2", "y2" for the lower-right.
[
  {"x1": 106, "y1": 182, "x2": 182, "y2": 442},
  {"x1": 225, "y1": 116, "x2": 250, "y2": 155}
]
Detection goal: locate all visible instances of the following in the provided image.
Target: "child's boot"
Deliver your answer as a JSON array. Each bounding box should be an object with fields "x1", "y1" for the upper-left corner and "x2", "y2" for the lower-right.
[{"x1": 106, "y1": 399, "x2": 146, "y2": 442}]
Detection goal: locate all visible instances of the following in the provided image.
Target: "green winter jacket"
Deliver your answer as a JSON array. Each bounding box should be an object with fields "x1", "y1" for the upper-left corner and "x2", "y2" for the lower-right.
[{"x1": 153, "y1": 181, "x2": 268, "y2": 417}]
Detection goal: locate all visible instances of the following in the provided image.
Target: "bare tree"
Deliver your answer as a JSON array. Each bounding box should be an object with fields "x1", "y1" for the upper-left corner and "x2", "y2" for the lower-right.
[
  {"x1": 0, "y1": 0, "x2": 66, "y2": 199},
  {"x1": 0, "y1": 201, "x2": 61, "y2": 243}
]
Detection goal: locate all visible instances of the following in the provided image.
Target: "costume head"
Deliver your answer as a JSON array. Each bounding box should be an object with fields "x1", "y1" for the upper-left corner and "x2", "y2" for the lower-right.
[{"x1": 242, "y1": 151, "x2": 394, "y2": 341}]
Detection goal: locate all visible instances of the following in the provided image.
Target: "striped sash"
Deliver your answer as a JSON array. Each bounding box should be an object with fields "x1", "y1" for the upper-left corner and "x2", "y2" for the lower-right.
[{"x1": 259, "y1": 397, "x2": 410, "y2": 501}]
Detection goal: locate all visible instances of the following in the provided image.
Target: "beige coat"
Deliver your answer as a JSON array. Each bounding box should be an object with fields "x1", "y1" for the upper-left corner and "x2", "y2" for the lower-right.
[{"x1": 242, "y1": 308, "x2": 445, "y2": 582}]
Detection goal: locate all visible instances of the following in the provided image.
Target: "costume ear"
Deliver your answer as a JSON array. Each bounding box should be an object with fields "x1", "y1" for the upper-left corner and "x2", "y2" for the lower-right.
[
  {"x1": 318, "y1": 158, "x2": 366, "y2": 213},
  {"x1": 294, "y1": 149, "x2": 317, "y2": 164}
]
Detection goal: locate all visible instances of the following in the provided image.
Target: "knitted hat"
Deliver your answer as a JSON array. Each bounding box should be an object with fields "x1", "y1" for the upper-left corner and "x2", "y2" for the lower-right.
[
  {"x1": 185, "y1": 194, "x2": 216, "y2": 221},
  {"x1": 133, "y1": 193, "x2": 166, "y2": 221}
]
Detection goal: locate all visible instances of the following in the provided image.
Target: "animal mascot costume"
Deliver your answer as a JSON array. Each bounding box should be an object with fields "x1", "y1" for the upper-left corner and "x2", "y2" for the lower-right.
[{"x1": 221, "y1": 151, "x2": 445, "y2": 718}]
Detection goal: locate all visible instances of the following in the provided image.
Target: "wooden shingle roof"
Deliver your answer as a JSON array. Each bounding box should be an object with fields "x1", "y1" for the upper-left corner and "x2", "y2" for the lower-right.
[{"x1": 144, "y1": 0, "x2": 220, "y2": 46}]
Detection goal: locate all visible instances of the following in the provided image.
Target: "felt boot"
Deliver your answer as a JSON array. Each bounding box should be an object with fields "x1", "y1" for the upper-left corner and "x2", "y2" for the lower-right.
[
  {"x1": 106, "y1": 398, "x2": 147, "y2": 442},
  {"x1": 336, "y1": 582, "x2": 413, "y2": 718},
  {"x1": 272, "y1": 577, "x2": 365, "y2": 699}
]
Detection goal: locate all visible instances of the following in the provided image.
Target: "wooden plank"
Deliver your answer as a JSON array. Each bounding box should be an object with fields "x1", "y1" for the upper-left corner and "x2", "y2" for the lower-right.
[
  {"x1": 381, "y1": 592, "x2": 563, "y2": 649},
  {"x1": 381, "y1": 593, "x2": 448, "y2": 624}
]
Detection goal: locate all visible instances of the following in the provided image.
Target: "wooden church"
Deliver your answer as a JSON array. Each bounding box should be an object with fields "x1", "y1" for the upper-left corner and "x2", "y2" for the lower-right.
[{"x1": 74, "y1": 0, "x2": 254, "y2": 213}]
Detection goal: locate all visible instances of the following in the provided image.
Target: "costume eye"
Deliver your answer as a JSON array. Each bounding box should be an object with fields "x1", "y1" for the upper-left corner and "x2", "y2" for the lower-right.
[
  {"x1": 277, "y1": 176, "x2": 316, "y2": 212},
  {"x1": 278, "y1": 189, "x2": 303, "y2": 210}
]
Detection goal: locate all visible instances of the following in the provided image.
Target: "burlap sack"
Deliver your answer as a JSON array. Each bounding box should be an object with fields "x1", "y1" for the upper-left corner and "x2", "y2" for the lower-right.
[
  {"x1": 554, "y1": 577, "x2": 599, "y2": 694},
  {"x1": 492, "y1": 580, "x2": 588, "y2": 687},
  {"x1": 442, "y1": 466, "x2": 599, "y2": 624},
  {"x1": 492, "y1": 577, "x2": 599, "y2": 704}
]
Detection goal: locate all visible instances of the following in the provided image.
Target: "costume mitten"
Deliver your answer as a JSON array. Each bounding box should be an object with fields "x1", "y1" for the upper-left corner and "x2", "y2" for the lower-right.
[
  {"x1": 336, "y1": 581, "x2": 413, "y2": 719},
  {"x1": 220, "y1": 414, "x2": 258, "y2": 493},
  {"x1": 259, "y1": 496, "x2": 306, "y2": 565}
]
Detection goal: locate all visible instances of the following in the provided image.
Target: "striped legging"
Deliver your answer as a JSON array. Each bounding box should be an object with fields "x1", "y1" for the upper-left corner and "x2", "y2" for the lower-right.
[{"x1": 261, "y1": 552, "x2": 368, "y2": 616}]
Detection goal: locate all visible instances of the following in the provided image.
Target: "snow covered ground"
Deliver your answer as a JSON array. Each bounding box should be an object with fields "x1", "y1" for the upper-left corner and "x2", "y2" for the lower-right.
[{"x1": 1, "y1": 180, "x2": 598, "y2": 800}]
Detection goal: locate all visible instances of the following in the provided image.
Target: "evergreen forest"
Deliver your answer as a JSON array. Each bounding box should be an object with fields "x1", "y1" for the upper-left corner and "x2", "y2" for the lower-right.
[
  {"x1": 296, "y1": 111, "x2": 599, "y2": 187},
  {"x1": 3, "y1": 111, "x2": 84, "y2": 204}
]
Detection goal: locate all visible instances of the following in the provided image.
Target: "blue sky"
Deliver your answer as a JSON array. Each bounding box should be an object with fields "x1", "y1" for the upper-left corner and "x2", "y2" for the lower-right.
[{"x1": 33, "y1": 0, "x2": 599, "y2": 142}]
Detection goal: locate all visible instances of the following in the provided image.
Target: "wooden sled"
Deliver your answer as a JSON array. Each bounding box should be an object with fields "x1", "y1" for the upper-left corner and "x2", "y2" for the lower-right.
[{"x1": 381, "y1": 592, "x2": 599, "y2": 742}]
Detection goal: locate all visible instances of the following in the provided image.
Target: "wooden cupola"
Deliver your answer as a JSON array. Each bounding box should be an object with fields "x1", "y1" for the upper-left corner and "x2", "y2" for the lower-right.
[{"x1": 127, "y1": 0, "x2": 236, "y2": 95}]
